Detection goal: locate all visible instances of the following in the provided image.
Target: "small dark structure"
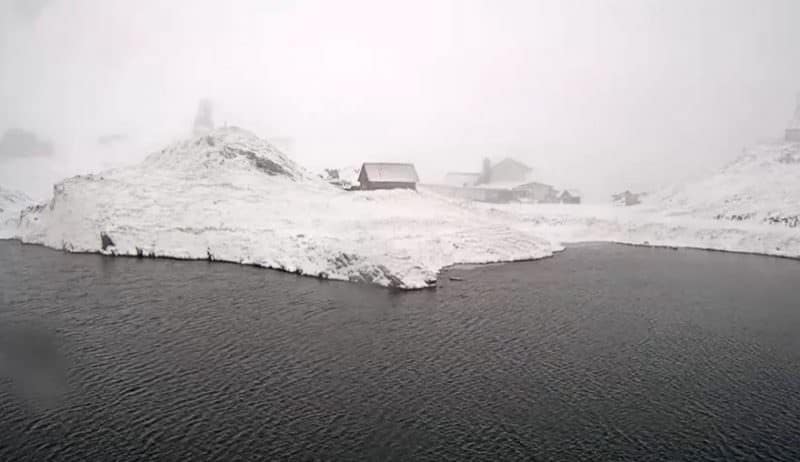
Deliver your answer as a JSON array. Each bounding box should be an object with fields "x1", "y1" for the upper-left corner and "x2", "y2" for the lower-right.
[
  {"x1": 613, "y1": 190, "x2": 644, "y2": 206},
  {"x1": 559, "y1": 190, "x2": 581, "y2": 204},
  {"x1": 512, "y1": 181, "x2": 558, "y2": 203},
  {"x1": 358, "y1": 163, "x2": 419, "y2": 190}
]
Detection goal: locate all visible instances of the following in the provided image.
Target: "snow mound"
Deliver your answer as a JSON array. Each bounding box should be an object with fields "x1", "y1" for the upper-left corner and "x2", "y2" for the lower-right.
[
  {"x1": 131, "y1": 126, "x2": 309, "y2": 180},
  {"x1": 0, "y1": 186, "x2": 33, "y2": 239},
  {"x1": 16, "y1": 128, "x2": 553, "y2": 288}
]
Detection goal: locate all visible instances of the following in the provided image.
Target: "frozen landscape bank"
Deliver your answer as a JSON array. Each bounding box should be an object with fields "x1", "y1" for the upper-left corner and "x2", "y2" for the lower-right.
[
  {"x1": 487, "y1": 142, "x2": 800, "y2": 259},
  {"x1": 15, "y1": 128, "x2": 553, "y2": 288},
  {"x1": 12, "y1": 129, "x2": 799, "y2": 289}
]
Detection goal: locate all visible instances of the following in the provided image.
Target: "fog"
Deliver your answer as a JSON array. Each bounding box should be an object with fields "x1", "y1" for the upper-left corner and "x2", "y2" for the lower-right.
[{"x1": 2, "y1": 0, "x2": 799, "y2": 200}]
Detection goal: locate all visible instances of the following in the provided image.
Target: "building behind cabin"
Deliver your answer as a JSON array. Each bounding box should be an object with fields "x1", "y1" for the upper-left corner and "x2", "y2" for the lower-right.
[
  {"x1": 358, "y1": 162, "x2": 419, "y2": 190},
  {"x1": 486, "y1": 158, "x2": 533, "y2": 184},
  {"x1": 559, "y1": 190, "x2": 581, "y2": 204},
  {"x1": 192, "y1": 99, "x2": 214, "y2": 136},
  {"x1": 444, "y1": 172, "x2": 481, "y2": 187},
  {"x1": 512, "y1": 182, "x2": 558, "y2": 203},
  {"x1": 422, "y1": 184, "x2": 515, "y2": 203}
]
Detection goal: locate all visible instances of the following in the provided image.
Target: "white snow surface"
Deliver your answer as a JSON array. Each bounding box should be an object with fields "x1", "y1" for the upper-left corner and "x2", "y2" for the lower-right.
[
  {"x1": 16, "y1": 127, "x2": 553, "y2": 288},
  {"x1": 0, "y1": 186, "x2": 33, "y2": 239},
  {"x1": 13, "y1": 130, "x2": 800, "y2": 288},
  {"x1": 484, "y1": 142, "x2": 800, "y2": 259}
]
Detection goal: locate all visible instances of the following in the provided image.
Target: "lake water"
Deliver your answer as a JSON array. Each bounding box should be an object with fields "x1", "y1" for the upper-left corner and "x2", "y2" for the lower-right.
[{"x1": 1, "y1": 241, "x2": 799, "y2": 461}]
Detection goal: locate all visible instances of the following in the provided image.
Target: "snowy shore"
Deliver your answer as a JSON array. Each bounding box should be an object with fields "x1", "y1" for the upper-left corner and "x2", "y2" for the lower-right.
[
  {"x1": 14, "y1": 128, "x2": 553, "y2": 288},
  {"x1": 8, "y1": 129, "x2": 799, "y2": 288},
  {"x1": 482, "y1": 141, "x2": 800, "y2": 259},
  {"x1": 485, "y1": 203, "x2": 800, "y2": 260}
]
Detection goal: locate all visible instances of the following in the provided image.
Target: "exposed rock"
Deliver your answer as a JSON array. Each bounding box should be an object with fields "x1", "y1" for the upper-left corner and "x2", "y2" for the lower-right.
[{"x1": 100, "y1": 232, "x2": 115, "y2": 250}]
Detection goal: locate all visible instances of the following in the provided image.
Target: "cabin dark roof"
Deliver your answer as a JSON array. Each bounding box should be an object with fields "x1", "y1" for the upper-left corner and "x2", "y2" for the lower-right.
[{"x1": 359, "y1": 163, "x2": 419, "y2": 183}]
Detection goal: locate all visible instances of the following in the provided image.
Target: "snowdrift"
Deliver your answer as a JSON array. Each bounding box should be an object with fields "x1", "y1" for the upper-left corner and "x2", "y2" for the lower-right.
[
  {"x1": 16, "y1": 128, "x2": 552, "y2": 288},
  {"x1": 0, "y1": 186, "x2": 33, "y2": 239}
]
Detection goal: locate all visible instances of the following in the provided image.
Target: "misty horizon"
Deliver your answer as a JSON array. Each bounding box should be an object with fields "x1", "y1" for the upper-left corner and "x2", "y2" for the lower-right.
[{"x1": 2, "y1": 0, "x2": 800, "y2": 200}]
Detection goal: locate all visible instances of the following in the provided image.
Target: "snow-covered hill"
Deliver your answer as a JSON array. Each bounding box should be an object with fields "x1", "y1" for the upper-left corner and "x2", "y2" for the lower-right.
[
  {"x1": 485, "y1": 142, "x2": 800, "y2": 259},
  {"x1": 0, "y1": 186, "x2": 33, "y2": 239},
  {"x1": 651, "y1": 142, "x2": 800, "y2": 228},
  {"x1": 17, "y1": 127, "x2": 552, "y2": 288},
  {"x1": 12, "y1": 128, "x2": 798, "y2": 287}
]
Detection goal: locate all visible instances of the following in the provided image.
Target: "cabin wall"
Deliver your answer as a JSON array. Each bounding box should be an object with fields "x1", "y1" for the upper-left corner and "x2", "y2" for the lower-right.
[
  {"x1": 421, "y1": 185, "x2": 514, "y2": 203},
  {"x1": 786, "y1": 129, "x2": 800, "y2": 142},
  {"x1": 514, "y1": 183, "x2": 557, "y2": 202},
  {"x1": 362, "y1": 181, "x2": 417, "y2": 191}
]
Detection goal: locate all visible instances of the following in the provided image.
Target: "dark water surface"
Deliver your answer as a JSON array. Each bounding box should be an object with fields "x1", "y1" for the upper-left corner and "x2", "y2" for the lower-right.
[{"x1": 1, "y1": 241, "x2": 800, "y2": 461}]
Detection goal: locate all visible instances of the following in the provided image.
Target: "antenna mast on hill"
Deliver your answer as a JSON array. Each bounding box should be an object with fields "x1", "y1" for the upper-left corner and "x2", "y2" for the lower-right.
[
  {"x1": 786, "y1": 93, "x2": 800, "y2": 141},
  {"x1": 793, "y1": 93, "x2": 800, "y2": 125},
  {"x1": 193, "y1": 99, "x2": 215, "y2": 136}
]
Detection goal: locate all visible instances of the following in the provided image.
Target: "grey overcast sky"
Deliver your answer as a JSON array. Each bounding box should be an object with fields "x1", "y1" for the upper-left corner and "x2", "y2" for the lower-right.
[{"x1": 1, "y1": 0, "x2": 799, "y2": 199}]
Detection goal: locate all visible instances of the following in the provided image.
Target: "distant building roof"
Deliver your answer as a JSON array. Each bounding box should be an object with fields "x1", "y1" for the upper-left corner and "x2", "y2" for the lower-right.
[
  {"x1": 560, "y1": 189, "x2": 581, "y2": 197},
  {"x1": 359, "y1": 162, "x2": 419, "y2": 183},
  {"x1": 474, "y1": 181, "x2": 527, "y2": 190},
  {"x1": 477, "y1": 180, "x2": 553, "y2": 190},
  {"x1": 492, "y1": 157, "x2": 533, "y2": 173}
]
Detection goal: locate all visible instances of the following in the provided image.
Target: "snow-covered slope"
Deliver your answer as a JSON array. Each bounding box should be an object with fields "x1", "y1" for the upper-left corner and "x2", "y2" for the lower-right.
[
  {"x1": 0, "y1": 186, "x2": 33, "y2": 239},
  {"x1": 17, "y1": 127, "x2": 552, "y2": 288},
  {"x1": 485, "y1": 142, "x2": 800, "y2": 259},
  {"x1": 651, "y1": 142, "x2": 800, "y2": 228}
]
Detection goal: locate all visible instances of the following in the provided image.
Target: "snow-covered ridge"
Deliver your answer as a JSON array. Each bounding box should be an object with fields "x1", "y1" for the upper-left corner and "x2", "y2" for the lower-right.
[
  {"x1": 651, "y1": 142, "x2": 800, "y2": 228},
  {"x1": 133, "y1": 127, "x2": 310, "y2": 181},
  {"x1": 487, "y1": 141, "x2": 800, "y2": 260},
  {"x1": 0, "y1": 186, "x2": 33, "y2": 239},
  {"x1": 16, "y1": 127, "x2": 553, "y2": 288}
]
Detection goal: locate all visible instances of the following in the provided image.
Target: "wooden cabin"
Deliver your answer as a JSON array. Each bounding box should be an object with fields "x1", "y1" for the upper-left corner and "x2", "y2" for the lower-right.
[{"x1": 358, "y1": 163, "x2": 419, "y2": 190}]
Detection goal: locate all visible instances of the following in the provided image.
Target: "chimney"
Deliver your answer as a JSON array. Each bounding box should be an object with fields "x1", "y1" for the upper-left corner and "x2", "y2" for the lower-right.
[{"x1": 794, "y1": 93, "x2": 800, "y2": 122}]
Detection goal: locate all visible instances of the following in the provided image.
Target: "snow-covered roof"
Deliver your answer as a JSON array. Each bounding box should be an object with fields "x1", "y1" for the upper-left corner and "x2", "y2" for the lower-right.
[
  {"x1": 561, "y1": 189, "x2": 582, "y2": 197},
  {"x1": 512, "y1": 181, "x2": 555, "y2": 190},
  {"x1": 475, "y1": 180, "x2": 534, "y2": 190},
  {"x1": 444, "y1": 172, "x2": 480, "y2": 186},
  {"x1": 360, "y1": 163, "x2": 419, "y2": 183},
  {"x1": 493, "y1": 157, "x2": 532, "y2": 173}
]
